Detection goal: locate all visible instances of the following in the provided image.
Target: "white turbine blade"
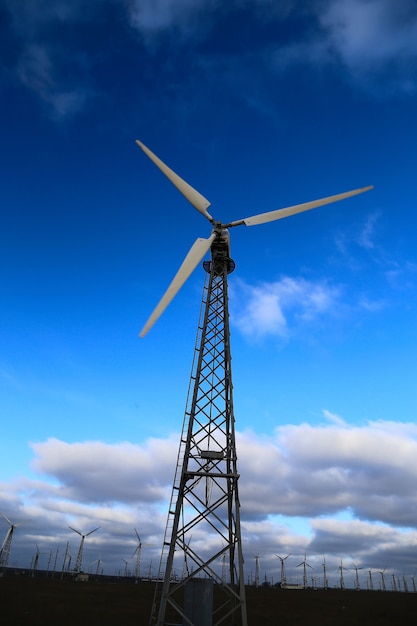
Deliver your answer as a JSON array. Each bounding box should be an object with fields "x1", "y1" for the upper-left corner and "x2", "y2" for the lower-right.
[
  {"x1": 14, "y1": 521, "x2": 28, "y2": 528},
  {"x1": 140, "y1": 233, "x2": 215, "y2": 337},
  {"x1": 68, "y1": 526, "x2": 82, "y2": 536},
  {"x1": 230, "y1": 185, "x2": 373, "y2": 227},
  {"x1": 87, "y1": 527, "x2": 100, "y2": 536},
  {"x1": 0, "y1": 512, "x2": 12, "y2": 526},
  {"x1": 136, "y1": 140, "x2": 214, "y2": 222}
]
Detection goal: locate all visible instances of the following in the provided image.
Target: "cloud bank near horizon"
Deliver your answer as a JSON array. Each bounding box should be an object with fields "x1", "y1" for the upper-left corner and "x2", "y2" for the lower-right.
[{"x1": 2, "y1": 414, "x2": 417, "y2": 577}]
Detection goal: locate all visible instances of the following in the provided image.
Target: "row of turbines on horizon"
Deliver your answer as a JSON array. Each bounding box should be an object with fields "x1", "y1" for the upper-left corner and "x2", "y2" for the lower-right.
[
  {"x1": 0, "y1": 512, "x2": 147, "y2": 578},
  {"x1": 2, "y1": 512, "x2": 416, "y2": 593},
  {"x1": 251, "y1": 552, "x2": 417, "y2": 593}
]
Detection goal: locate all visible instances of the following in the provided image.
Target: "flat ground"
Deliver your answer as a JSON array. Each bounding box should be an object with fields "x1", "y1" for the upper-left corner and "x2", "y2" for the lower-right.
[{"x1": 1, "y1": 574, "x2": 416, "y2": 625}]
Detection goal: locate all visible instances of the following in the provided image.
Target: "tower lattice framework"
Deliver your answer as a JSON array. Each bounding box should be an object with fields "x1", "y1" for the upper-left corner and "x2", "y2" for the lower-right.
[{"x1": 151, "y1": 238, "x2": 247, "y2": 626}]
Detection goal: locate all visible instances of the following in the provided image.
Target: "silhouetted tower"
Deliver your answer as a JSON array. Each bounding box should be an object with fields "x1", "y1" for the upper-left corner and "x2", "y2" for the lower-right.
[{"x1": 150, "y1": 245, "x2": 247, "y2": 626}]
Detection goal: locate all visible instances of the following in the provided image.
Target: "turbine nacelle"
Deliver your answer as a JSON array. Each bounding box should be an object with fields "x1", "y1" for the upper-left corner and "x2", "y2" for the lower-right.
[{"x1": 136, "y1": 140, "x2": 373, "y2": 336}]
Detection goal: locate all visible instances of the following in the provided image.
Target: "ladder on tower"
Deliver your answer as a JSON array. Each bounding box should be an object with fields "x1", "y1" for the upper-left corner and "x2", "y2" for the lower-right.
[{"x1": 150, "y1": 284, "x2": 208, "y2": 623}]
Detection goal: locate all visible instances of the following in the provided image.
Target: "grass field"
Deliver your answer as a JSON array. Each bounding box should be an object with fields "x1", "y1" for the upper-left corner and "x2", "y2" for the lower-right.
[{"x1": 1, "y1": 574, "x2": 416, "y2": 625}]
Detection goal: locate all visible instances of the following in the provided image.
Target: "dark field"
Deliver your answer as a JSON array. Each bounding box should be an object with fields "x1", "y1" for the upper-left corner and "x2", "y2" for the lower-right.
[{"x1": 1, "y1": 575, "x2": 417, "y2": 625}]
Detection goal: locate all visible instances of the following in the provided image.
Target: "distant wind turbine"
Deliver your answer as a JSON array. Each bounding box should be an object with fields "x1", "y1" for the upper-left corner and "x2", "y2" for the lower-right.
[
  {"x1": 253, "y1": 554, "x2": 262, "y2": 588},
  {"x1": 296, "y1": 553, "x2": 313, "y2": 589},
  {"x1": 122, "y1": 558, "x2": 130, "y2": 577},
  {"x1": 0, "y1": 512, "x2": 29, "y2": 568},
  {"x1": 275, "y1": 553, "x2": 291, "y2": 587},
  {"x1": 368, "y1": 568, "x2": 374, "y2": 591},
  {"x1": 322, "y1": 556, "x2": 329, "y2": 590},
  {"x1": 337, "y1": 559, "x2": 349, "y2": 590},
  {"x1": 90, "y1": 555, "x2": 104, "y2": 576},
  {"x1": 379, "y1": 569, "x2": 387, "y2": 591},
  {"x1": 352, "y1": 563, "x2": 363, "y2": 591},
  {"x1": 30, "y1": 545, "x2": 43, "y2": 576},
  {"x1": 133, "y1": 529, "x2": 143, "y2": 579},
  {"x1": 68, "y1": 526, "x2": 100, "y2": 573},
  {"x1": 132, "y1": 528, "x2": 153, "y2": 579}
]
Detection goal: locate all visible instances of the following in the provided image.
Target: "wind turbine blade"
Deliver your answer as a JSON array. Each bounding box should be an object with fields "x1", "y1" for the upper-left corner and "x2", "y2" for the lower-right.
[
  {"x1": 136, "y1": 140, "x2": 214, "y2": 222},
  {"x1": 87, "y1": 527, "x2": 100, "y2": 536},
  {"x1": 134, "y1": 528, "x2": 141, "y2": 542},
  {"x1": 140, "y1": 233, "x2": 215, "y2": 337},
  {"x1": 0, "y1": 512, "x2": 12, "y2": 526},
  {"x1": 230, "y1": 185, "x2": 374, "y2": 227},
  {"x1": 68, "y1": 526, "x2": 82, "y2": 536}
]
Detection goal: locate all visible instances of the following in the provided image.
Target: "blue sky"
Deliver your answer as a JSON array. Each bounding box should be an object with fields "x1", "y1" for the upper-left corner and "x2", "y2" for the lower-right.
[{"x1": 1, "y1": 0, "x2": 417, "y2": 587}]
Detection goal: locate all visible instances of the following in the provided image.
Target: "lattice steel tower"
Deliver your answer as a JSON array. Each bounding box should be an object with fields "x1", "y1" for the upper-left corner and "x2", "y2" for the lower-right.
[
  {"x1": 136, "y1": 139, "x2": 373, "y2": 626},
  {"x1": 152, "y1": 232, "x2": 246, "y2": 626}
]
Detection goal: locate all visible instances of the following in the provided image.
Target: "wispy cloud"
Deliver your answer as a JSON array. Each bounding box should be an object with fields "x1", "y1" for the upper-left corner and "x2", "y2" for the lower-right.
[
  {"x1": 126, "y1": 0, "x2": 214, "y2": 35},
  {"x1": 16, "y1": 44, "x2": 90, "y2": 120},
  {"x1": 357, "y1": 211, "x2": 380, "y2": 250},
  {"x1": 3, "y1": 0, "x2": 417, "y2": 121},
  {"x1": 269, "y1": 0, "x2": 417, "y2": 92},
  {"x1": 319, "y1": 0, "x2": 417, "y2": 74}
]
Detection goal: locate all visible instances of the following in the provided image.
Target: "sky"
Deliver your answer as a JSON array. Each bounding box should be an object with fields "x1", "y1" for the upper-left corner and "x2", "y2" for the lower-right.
[{"x1": 1, "y1": 0, "x2": 417, "y2": 589}]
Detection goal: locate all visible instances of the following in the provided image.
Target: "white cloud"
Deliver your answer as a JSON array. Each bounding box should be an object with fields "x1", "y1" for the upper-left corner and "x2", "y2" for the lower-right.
[
  {"x1": 230, "y1": 276, "x2": 340, "y2": 339},
  {"x1": 30, "y1": 436, "x2": 178, "y2": 503}
]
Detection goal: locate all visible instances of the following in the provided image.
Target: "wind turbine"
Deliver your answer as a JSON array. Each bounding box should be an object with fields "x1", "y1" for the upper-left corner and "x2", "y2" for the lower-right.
[
  {"x1": 253, "y1": 554, "x2": 262, "y2": 588},
  {"x1": 379, "y1": 568, "x2": 387, "y2": 591},
  {"x1": 322, "y1": 556, "x2": 329, "y2": 590},
  {"x1": 275, "y1": 553, "x2": 291, "y2": 587},
  {"x1": 30, "y1": 544, "x2": 42, "y2": 576},
  {"x1": 90, "y1": 555, "x2": 104, "y2": 576},
  {"x1": 368, "y1": 568, "x2": 374, "y2": 591},
  {"x1": 68, "y1": 526, "x2": 100, "y2": 573},
  {"x1": 0, "y1": 512, "x2": 28, "y2": 568},
  {"x1": 132, "y1": 529, "x2": 143, "y2": 579},
  {"x1": 122, "y1": 558, "x2": 130, "y2": 577},
  {"x1": 352, "y1": 562, "x2": 363, "y2": 591},
  {"x1": 337, "y1": 559, "x2": 349, "y2": 590},
  {"x1": 132, "y1": 528, "x2": 154, "y2": 579},
  {"x1": 61, "y1": 541, "x2": 70, "y2": 578},
  {"x1": 137, "y1": 140, "x2": 373, "y2": 626},
  {"x1": 296, "y1": 552, "x2": 313, "y2": 589}
]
